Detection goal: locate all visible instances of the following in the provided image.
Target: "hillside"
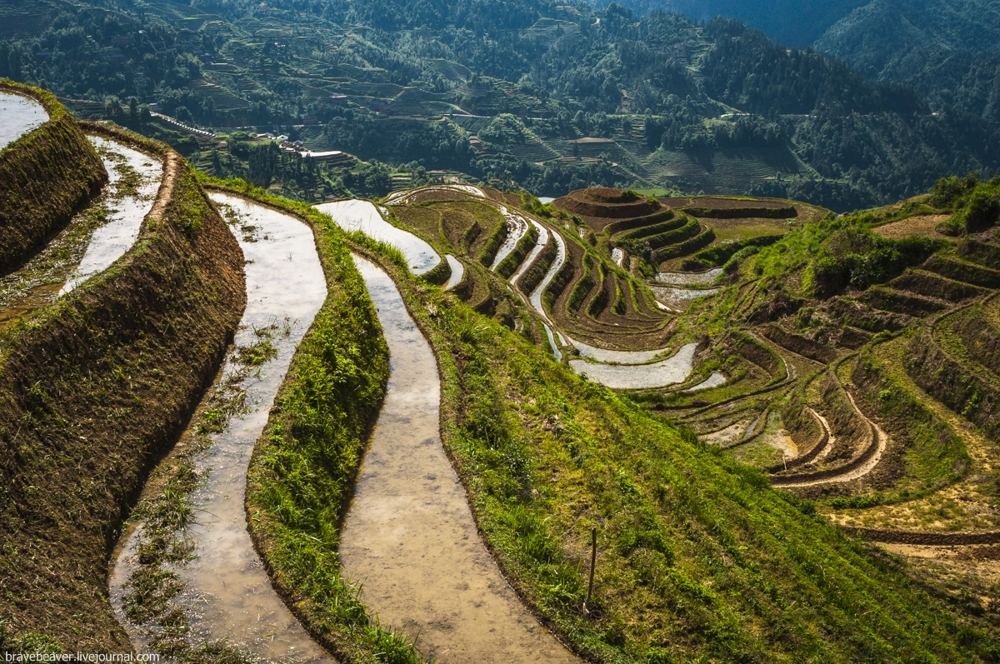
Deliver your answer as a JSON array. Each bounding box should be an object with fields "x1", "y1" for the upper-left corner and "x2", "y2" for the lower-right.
[
  {"x1": 596, "y1": 0, "x2": 868, "y2": 47},
  {"x1": 1, "y1": 0, "x2": 999, "y2": 211},
  {"x1": 4, "y1": 82, "x2": 1000, "y2": 663},
  {"x1": 814, "y1": 0, "x2": 1000, "y2": 128},
  {"x1": 319, "y1": 179, "x2": 1000, "y2": 660}
]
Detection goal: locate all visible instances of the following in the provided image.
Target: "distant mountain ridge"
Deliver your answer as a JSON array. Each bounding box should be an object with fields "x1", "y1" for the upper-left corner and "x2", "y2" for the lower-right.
[
  {"x1": 593, "y1": 0, "x2": 869, "y2": 46},
  {"x1": 3, "y1": 0, "x2": 1000, "y2": 211},
  {"x1": 813, "y1": 0, "x2": 1000, "y2": 126},
  {"x1": 600, "y1": 0, "x2": 1000, "y2": 128}
]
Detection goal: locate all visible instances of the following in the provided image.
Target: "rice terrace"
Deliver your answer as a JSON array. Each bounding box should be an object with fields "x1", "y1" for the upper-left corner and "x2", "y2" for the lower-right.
[{"x1": 6, "y1": 73, "x2": 1000, "y2": 664}]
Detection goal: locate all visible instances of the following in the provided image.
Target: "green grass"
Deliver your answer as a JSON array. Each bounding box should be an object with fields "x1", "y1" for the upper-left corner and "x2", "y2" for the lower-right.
[{"x1": 352, "y1": 235, "x2": 1000, "y2": 663}]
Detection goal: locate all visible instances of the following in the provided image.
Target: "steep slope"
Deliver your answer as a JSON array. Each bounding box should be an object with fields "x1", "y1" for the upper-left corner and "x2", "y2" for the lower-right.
[
  {"x1": 0, "y1": 80, "x2": 107, "y2": 273},
  {"x1": 0, "y1": 121, "x2": 245, "y2": 651},
  {"x1": 334, "y1": 199, "x2": 1000, "y2": 661}
]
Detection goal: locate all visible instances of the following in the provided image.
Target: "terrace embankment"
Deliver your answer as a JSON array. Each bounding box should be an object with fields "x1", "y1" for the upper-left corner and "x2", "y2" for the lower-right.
[
  {"x1": 0, "y1": 127, "x2": 245, "y2": 652},
  {"x1": 0, "y1": 81, "x2": 107, "y2": 274}
]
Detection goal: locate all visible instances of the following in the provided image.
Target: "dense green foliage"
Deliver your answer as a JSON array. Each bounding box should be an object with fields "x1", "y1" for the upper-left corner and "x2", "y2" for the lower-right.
[
  {"x1": 810, "y1": 226, "x2": 940, "y2": 296},
  {"x1": 601, "y1": 0, "x2": 869, "y2": 47},
  {"x1": 3, "y1": 0, "x2": 999, "y2": 210},
  {"x1": 815, "y1": 0, "x2": 1000, "y2": 127}
]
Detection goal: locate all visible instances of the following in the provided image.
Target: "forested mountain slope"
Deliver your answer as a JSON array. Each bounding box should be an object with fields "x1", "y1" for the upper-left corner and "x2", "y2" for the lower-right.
[
  {"x1": 814, "y1": 0, "x2": 1000, "y2": 128},
  {"x1": 1, "y1": 0, "x2": 997, "y2": 211},
  {"x1": 595, "y1": 0, "x2": 868, "y2": 47}
]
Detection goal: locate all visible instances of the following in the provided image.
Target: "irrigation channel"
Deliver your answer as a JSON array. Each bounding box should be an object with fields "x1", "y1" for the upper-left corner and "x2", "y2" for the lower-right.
[
  {"x1": 340, "y1": 255, "x2": 578, "y2": 663},
  {"x1": 0, "y1": 135, "x2": 162, "y2": 330},
  {"x1": 0, "y1": 90, "x2": 48, "y2": 149},
  {"x1": 111, "y1": 193, "x2": 331, "y2": 662}
]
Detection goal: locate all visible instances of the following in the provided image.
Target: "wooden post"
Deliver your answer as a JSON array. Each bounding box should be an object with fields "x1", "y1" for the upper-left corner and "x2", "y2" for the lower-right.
[{"x1": 584, "y1": 527, "x2": 597, "y2": 613}]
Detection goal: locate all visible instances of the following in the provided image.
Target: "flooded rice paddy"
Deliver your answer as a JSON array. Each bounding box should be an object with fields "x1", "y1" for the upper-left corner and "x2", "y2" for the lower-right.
[
  {"x1": 650, "y1": 285, "x2": 720, "y2": 311},
  {"x1": 510, "y1": 220, "x2": 549, "y2": 286},
  {"x1": 341, "y1": 255, "x2": 577, "y2": 663},
  {"x1": 317, "y1": 199, "x2": 440, "y2": 274},
  {"x1": 0, "y1": 91, "x2": 48, "y2": 149},
  {"x1": 686, "y1": 372, "x2": 726, "y2": 392},
  {"x1": 569, "y1": 342, "x2": 697, "y2": 389},
  {"x1": 655, "y1": 268, "x2": 723, "y2": 285},
  {"x1": 111, "y1": 193, "x2": 330, "y2": 662},
  {"x1": 0, "y1": 136, "x2": 161, "y2": 330},
  {"x1": 528, "y1": 230, "x2": 566, "y2": 323},
  {"x1": 490, "y1": 205, "x2": 530, "y2": 271},
  {"x1": 444, "y1": 254, "x2": 464, "y2": 291},
  {"x1": 61, "y1": 138, "x2": 163, "y2": 294},
  {"x1": 568, "y1": 336, "x2": 672, "y2": 364}
]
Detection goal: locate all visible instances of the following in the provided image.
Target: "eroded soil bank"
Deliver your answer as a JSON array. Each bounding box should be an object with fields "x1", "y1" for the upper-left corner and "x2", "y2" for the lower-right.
[{"x1": 341, "y1": 254, "x2": 578, "y2": 663}]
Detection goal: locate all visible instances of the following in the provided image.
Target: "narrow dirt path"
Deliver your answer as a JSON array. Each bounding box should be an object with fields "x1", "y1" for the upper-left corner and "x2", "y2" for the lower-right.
[
  {"x1": 340, "y1": 254, "x2": 578, "y2": 663},
  {"x1": 111, "y1": 193, "x2": 332, "y2": 662}
]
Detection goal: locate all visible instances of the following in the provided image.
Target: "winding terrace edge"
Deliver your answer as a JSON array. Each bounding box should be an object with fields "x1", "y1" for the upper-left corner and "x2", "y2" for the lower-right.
[
  {"x1": 0, "y1": 80, "x2": 108, "y2": 274},
  {"x1": 0, "y1": 124, "x2": 245, "y2": 652}
]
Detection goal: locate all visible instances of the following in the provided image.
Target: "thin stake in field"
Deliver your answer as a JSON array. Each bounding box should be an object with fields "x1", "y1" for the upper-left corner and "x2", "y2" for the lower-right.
[{"x1": 584, "y1": 527, "x2": 597, "y2": 614}]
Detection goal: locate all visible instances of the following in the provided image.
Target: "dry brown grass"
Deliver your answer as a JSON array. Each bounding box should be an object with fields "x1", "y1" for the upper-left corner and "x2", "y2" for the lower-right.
[{"x1": 874, "y1": 215, "x2": 951, "y2": 240}]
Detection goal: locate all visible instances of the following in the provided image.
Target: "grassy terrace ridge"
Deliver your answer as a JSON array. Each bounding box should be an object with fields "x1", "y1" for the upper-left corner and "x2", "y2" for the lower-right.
[
  {"x1": 199, "y1": 177, "x2": 423, "y2": 663},
  {"x1": 332, "y1": 218, "x2": 1000, "y2": 661},
  {"x1": 0, "y1": 79, "x2": 107, "y2": 274},
  {"x1": 0, "y1": 123, "x2": 245, "y2": 652}
]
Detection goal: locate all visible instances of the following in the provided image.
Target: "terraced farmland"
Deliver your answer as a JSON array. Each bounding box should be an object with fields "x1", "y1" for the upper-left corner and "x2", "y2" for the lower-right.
[{"x1": 5, "y1": 82, "x2": 1000, "y2": 663}]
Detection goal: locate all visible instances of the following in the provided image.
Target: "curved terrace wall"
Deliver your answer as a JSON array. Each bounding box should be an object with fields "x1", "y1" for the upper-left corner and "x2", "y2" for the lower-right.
[
  {"x1": 0, "y1": 80, "x2": 107, "y2": 274},
  {"x1": 0, "y1": 126, "x2": 245, "y2": 651}
]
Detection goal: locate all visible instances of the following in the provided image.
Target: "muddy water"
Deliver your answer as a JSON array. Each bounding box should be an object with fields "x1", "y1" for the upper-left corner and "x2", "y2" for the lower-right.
[
  {"x1": 569, "y1": 342, "x2": 697, "y2": 389},
  {"x1": 568, "y1": 336, "x2": 671, "y2": 365},
  {"x1": 528, "y1": 230, "x2": 566, "y2": 323},
  {"x1": 650, "y1": 285, "x2": 720, "y2": 311},
  {"x1": 110, "y1": 193, "x2": 330, "y2": 662},
  {"x1": 510, "y1": 221, "x2": 549, "y2": 286},
  {"x1": 443, "y1": 254, "x2": 464, "y2": 291},
  {"x1": 655, "y1": 268, "x2": 723, "y2": 285},
  {"x1": 772, "y1": 393, "x2": 887, "y2": 488},
  {"x1": 686, "y1": 372, "x2": 726, "y2": 392},
  {"x1": 490, "y1": 206, "x2": 530, "y2": 271},
  {"x1": 0, "y1": 91, "x2": 48, "y2": 149},
  {"x1": 317, "y1": 199, "x2": 440, "y2": 274},
  {"x1": 341, "y1": 255, "x2": 577, "y2": 663},
  {"x1": 61, "y1": 138, "x2": 163, "y2": 294}
]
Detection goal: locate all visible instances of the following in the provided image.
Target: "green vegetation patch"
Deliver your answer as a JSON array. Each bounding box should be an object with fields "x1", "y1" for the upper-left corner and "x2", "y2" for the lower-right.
[{"x1": 354, "y1": 238, "x2": 1000, "y2": 663}]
